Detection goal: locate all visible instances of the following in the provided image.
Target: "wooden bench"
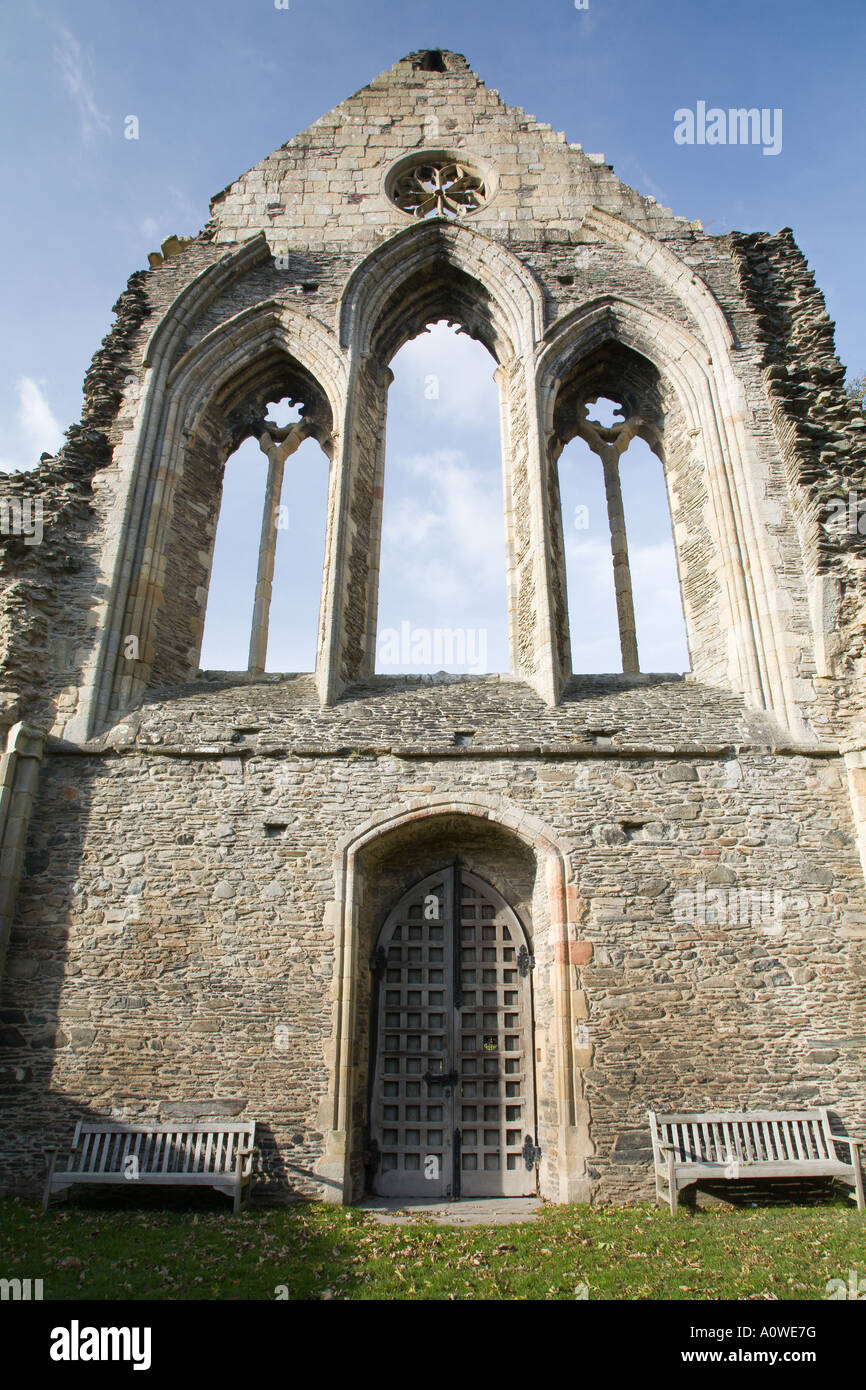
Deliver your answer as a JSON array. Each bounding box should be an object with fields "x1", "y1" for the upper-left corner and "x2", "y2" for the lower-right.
[
  {"x1": 648, "y1": 1108, "x2": 864, "y2": 1214},
  {"x1": 43, "y1": 1120, "x2": 256, "y2": 1213}
]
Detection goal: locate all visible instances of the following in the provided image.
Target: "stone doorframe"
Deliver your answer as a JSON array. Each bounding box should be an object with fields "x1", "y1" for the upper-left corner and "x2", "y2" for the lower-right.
[{"x1": 314, "y1": 794, "x2": 591, "y2": 1204}]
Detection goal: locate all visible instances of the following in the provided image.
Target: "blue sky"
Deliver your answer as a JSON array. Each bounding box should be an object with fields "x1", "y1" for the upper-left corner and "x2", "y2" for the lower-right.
[{"x1": 2, "y1": 0, "x2": 863, "y2": 675}]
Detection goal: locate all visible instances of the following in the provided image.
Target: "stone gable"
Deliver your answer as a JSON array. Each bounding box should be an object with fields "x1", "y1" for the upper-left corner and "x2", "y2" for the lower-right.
[{"x1": 0, "y1": 50, "x2": 864, "y2": 1209}]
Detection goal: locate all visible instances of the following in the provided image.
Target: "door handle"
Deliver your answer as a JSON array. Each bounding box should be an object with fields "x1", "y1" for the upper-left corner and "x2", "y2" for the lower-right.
[{"x1": 423, "y1": 1069, "x2": 459, "y2": 1089}]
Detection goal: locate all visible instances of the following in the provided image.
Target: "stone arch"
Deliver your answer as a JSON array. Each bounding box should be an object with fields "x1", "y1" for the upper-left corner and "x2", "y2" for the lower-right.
[
  {"x1": 315, "y1": 795, "x2": 591, "y2": 1204},
  {"x1": 322, "y1": 224, "x2": 561, "y2": 705},
  {"x1": 337, "y1": 218, "x2": 545, "y2": 361},
  {"x1": 536, "y1": 291, "x2": 810, "y2": 734},
  {"x1": 79, "y1": 291, "x2": 347, "y2": 737}
]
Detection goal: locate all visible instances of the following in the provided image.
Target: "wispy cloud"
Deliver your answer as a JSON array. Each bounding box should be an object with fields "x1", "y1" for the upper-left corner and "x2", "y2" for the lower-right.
[
  {"x1": 381, "y1": 448, "x2": 506, "y2": 611},
  {"x1": 393, "y1": 323, "x2": 499, "y2": 432},
  {"x1": 0, "y1": 377, "x2": 64, "y2": 472},
  {"x1": 565, "y1": 533, "x2": 689, "y2": 671},
  {"x1": 53, "y1": 25, "x2": 111, "y2": 143}
]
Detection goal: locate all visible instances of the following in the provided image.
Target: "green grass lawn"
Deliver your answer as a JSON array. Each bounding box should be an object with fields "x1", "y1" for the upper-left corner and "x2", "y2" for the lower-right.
[{"x1": 1, "y1": 1197, "x2": 863, "y2": 1300}]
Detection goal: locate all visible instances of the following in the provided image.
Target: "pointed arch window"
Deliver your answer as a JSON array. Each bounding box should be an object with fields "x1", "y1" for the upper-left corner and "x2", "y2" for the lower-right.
[
  {"x1": 375, "y1": 322, "x2": 508, "y2": 675},
  {"x1": 200, "y1": 397, "x2": 331, "y2": 674},
  {"x1": 553, "y1": 377, "x2": 689, "y2": 675}
]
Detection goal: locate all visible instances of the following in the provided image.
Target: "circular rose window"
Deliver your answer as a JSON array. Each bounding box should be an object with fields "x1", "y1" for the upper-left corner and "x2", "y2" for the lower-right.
[{"x1": 389, "y1": 158, "x2": 488, "y2": 220}]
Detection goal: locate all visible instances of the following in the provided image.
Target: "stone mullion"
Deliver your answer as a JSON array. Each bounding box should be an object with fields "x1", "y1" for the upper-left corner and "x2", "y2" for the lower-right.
[
  {"x1": 495, "y1": 364, "x2": 520, "y2": 673},
  {"x1": 514, "y1": 361, "x2": 569, "y2": 704},
  {"x1": 248, "y1": 451, "x2": 286, "y2": 674},
  {"x1": 317, "y1": 362, "x2": 358, "y2": 704},
  {"x1": 544, "y1": 445, "x2": 572, "y2": 680},
  {"x1": 248, "y1": 422, "x2": 313, "y2": 675},
  {"x1": 362, "y1": 370, "x2": 393, "y2": 679},
  {"x1": 599, "y1": 444, "x2": 640, "y2": 674},
  {"x1": 315, "y1": 434, "x2": 341, "y2": 698},
  {"x1": 317, "y1": 357, "x2": 389, "y2": 703}
]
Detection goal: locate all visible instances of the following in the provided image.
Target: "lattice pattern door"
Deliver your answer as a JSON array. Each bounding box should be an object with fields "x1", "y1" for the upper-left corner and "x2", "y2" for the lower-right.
[
  {"x1": 456, "y1": 872, "x2": 535, "y2": 1196},
  {"x1": 370, "y1": 868, "x2": 537, "y2": 1199}
]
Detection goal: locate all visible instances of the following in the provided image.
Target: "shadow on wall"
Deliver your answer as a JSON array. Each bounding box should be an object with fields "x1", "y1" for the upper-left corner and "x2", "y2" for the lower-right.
[{"x1": 0, "y1": 756, "x2": 321, "y2": 1205}]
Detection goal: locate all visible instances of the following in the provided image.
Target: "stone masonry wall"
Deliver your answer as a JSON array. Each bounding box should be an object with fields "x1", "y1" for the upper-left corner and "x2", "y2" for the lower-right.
[
  {"x1": 730, "y1": 229, "x2": 866, "y2": 736},
  {"x1": 1, "y1": 676, "x2": 864, "y2": 1203},
  {"x1": 1, "y1": 50, "x2": 865, "y2": 1208}
]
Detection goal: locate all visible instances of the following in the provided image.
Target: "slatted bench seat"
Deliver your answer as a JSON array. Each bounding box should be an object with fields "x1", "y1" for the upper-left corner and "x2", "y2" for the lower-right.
[
  {"x1": 648, "y1": 1108, "x2": 864, "y2": 1214},
  {"x1": 43, "y1": 1120, "x2": 256, "y2": 1213}
]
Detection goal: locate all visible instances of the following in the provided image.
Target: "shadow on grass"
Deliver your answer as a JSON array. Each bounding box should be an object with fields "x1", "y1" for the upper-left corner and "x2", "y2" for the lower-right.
[
  {"x1": 0, "y1": 1194, "x2": 364, "y2": 1301},
  {"x1": 678, "y1": 1178, "x2": 856, "y2": 1212}
]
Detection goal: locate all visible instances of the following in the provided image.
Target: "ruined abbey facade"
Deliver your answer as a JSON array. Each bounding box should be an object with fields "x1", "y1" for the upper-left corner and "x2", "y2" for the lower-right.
[{"x1": 1, "y1": 50, "x2": 865, "y2": 1205}]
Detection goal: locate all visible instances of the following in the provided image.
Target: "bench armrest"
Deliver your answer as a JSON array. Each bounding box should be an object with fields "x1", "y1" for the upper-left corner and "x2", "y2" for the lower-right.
[
  {"x1": 235, "y1": 1145, "x2": 256, "y2": 1178},
  {"x1": 828, "y1": 1134, "x2": 862, "y2": 1150}
]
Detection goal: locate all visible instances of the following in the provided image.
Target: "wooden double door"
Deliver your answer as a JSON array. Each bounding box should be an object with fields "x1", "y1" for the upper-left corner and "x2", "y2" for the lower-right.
[{"x1": 369, "y1": 867, "x2": 538, "y2": 1198}]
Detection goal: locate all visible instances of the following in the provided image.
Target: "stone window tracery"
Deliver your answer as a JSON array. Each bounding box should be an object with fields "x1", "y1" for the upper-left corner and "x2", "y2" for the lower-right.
[{"x1": 389, "y1": 160, "x2": 487, "y2": 219}]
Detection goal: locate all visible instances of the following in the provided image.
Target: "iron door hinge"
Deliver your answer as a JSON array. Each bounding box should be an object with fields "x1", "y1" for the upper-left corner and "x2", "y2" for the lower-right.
[
  {"x1": 523, "y1": 1134, "x2": 542, "y2": 1170},
  {"x1": 517, "y1": 945, "x2": 535, "y2": 977}
]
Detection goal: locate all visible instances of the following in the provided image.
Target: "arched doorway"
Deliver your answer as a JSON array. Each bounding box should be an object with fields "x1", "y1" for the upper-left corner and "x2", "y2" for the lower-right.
[{"x1": 368, "y1": 865, "x2": 537, "y2": 1198}]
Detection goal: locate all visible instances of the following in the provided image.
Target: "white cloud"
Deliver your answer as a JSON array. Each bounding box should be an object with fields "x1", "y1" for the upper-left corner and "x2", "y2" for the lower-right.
[
  {"x1": 565, "y1": 533, "x2": 689, "y2": 672},
  {"x1": 383, "y1": 496, "x2": 440, "y2": 551},
  {"x1": 564, "y1": 534, "x2": 620, "y2": 670},
  {"x1": 381, "y1": 448, "x2": 506, "y2": 611},
  {"x1": 629, "y1": 541, "x2": 690, "y2": 669},
  {"x1": 0, "y1": 378, "x2": 64, "y2": 472},
  {"x1": 53, "y1": 25, "x2": 111, "y2": 143},
  {"x1": 392, "y1": 323, "x2": 500, "y2": 431}
]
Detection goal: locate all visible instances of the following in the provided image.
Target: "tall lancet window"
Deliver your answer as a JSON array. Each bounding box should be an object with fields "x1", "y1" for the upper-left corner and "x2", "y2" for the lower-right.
[
  {"x1": 558, "y1": 396, "x2": 689, "y2": 674},
  {"x1": 200, "y1": 397, "x2": 329, "y2": 673},
  {"x1": 375, "y1": 322, "x2": 508, "y2": 676}
]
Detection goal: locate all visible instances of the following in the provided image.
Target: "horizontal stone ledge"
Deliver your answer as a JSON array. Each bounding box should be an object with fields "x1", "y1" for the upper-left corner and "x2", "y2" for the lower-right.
[
  {"x1": 159, "y1": 1098, "x2": 248, "y2": 1119},
  {"x1": 45, "y1": 738, "x2": 842, "y2": 761}
]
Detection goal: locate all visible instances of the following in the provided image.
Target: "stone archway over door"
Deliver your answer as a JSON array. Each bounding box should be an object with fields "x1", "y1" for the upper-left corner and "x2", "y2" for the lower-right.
[{"x1": 369, "y1": 867, "x2": 537, "y2": 1198}]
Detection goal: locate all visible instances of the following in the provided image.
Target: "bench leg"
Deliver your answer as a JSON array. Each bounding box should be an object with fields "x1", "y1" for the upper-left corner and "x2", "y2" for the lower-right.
[
  {"x1": 851, "y1": 1149, "x2": 865, "y2": 1213},
  {"x1": 42, "y1": 1152, "x2": 58, "y2": 1213},
  {"x1": 666, "y1": 1152, "x2": 678, "y2": 1214},
  {"x1": 234, "y1": 1152, "x2": 246, "y2": 1213}
]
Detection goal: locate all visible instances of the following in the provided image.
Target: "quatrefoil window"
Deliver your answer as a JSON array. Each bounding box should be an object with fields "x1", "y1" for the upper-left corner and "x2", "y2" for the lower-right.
[{"x1": 389, "y1": 159, "x2": 488, "y2": 220}]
